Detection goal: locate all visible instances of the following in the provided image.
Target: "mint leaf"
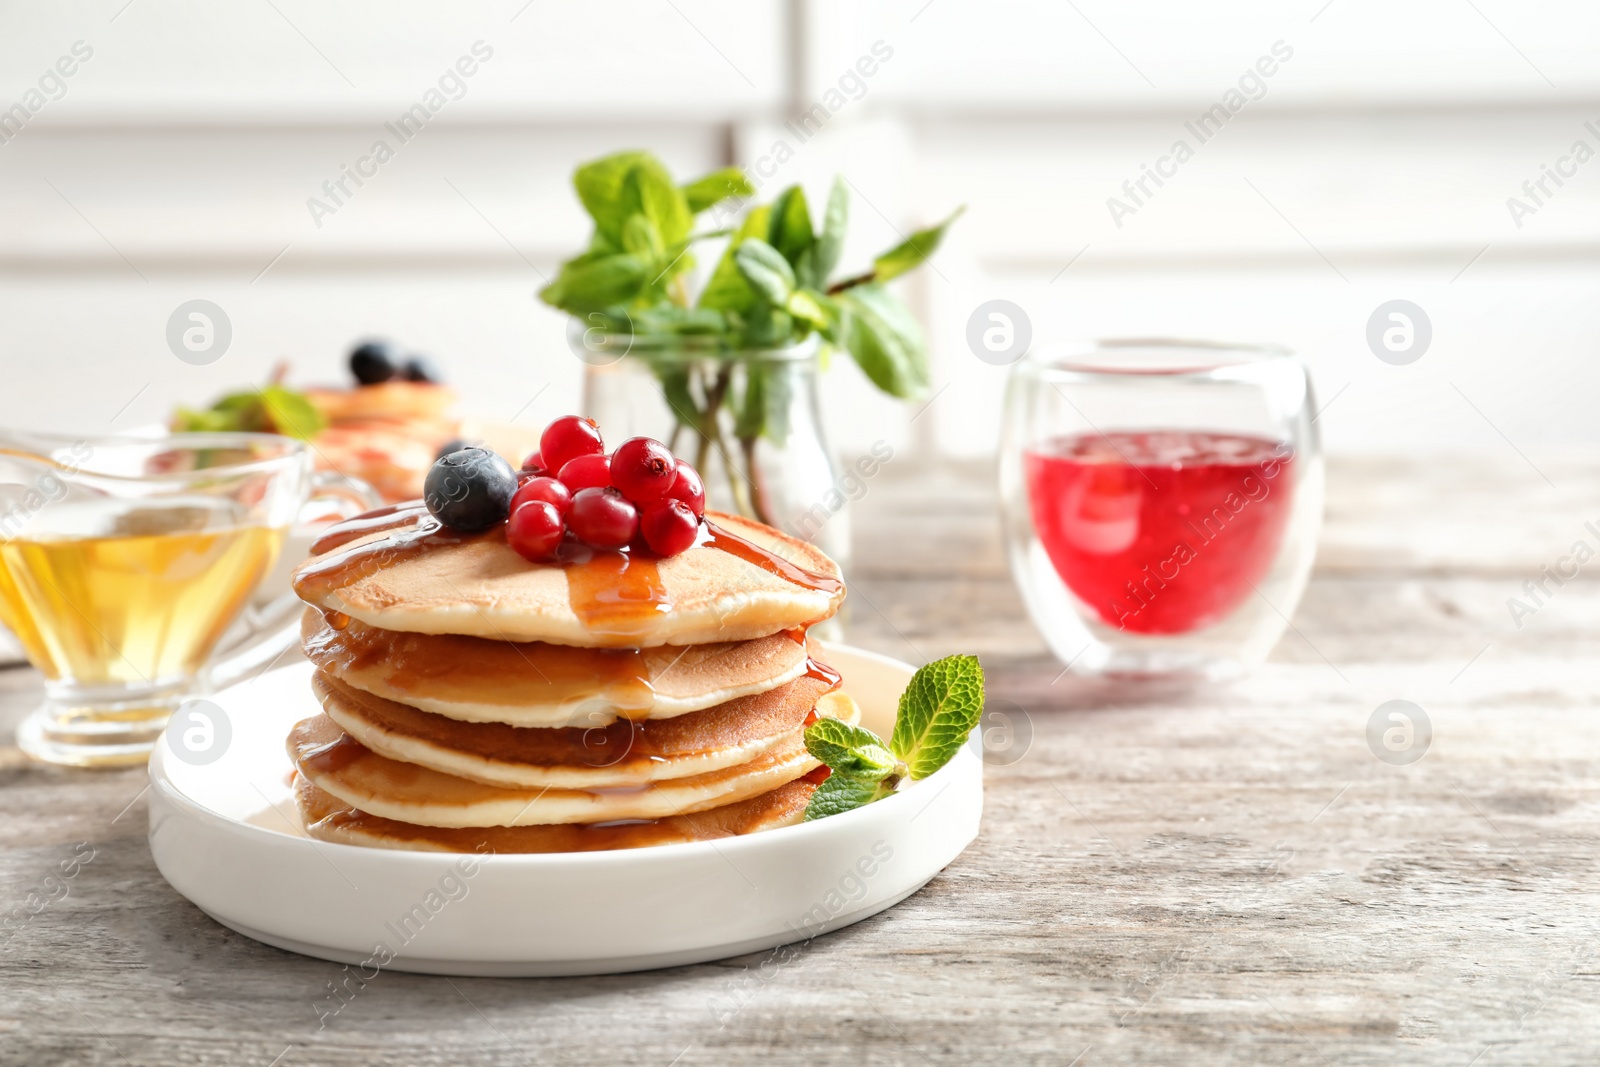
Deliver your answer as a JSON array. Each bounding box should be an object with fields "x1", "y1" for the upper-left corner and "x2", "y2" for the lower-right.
[
  {"x1": 631, "y1": 306, "x2": 725, "y2": 335},
  {"x1": 872, "y1": 206, "x2": 964, "y2": 284},
  {"x1": 573, "y1": 151, "x2": 654, "y2": 245},
  {"x1": 804, "y1": 773, "x2": 895, "y2": 821},
  {"x1": 733, "y1": 238, "x2": 795, "y2": 306},
  {"x1": 697, "y1": 205, "x2": 771, "y2": 313},
  {"x1": 836, "y1": 283, "x2": 930, "y2": 398},
  {"x1": 740, "y1": 306, "x2": 793, "y2": 347},
  {"x1": 624, "y1": 159, "x2": 692, "y2": 247},
  {"x1": 811, "y1": 177, "x2": 849, "y2": 284},
  {"x1": 539, "y1": 253, "x2": 649, "y2": 314},
  {"x1": 173, "y1": 384, "x2": 325, "y2": 441},
  {"x1": 682, "y1": 167, "x2": 754, "y2": 213},
  {"x1": 258, "y1": 385, "x2": 326, "y2": 441},
  {"x1": 767, "y1": 185, "x2": 814, "y2": 269},
  {"x1": 890, "y1": 654, "x2": 985, "y2": 780},
  {"x1": 784, "y1": 288, "x2": 834, "y2": 334},
  {"x1": 803, "y1": 717, "x2": 899, "y2": 780},
  {"x1": 620, "y1": 214, "x2": 664, "y2": 260}
]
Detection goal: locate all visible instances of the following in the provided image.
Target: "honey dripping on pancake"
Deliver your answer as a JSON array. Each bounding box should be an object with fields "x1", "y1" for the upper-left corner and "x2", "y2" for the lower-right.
[
  {"x1": 558, "y1": 542, "x2": 671, "y2": 640},
  {"x1": 294, "y1": 504, "x2": 483, "y2": 605},
  {"x1": 698, "y1": 521, "x2": 844, "y2": 597},
  {"x1": 803, "y1": 658, "x2": 842, "y2": 690},
  {"x1": 299, "y1": 730, "x2": 366, "y2": 775}
]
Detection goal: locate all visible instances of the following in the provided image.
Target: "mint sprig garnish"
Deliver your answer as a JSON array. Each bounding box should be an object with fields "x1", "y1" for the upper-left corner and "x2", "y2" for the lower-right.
[
  {"x1": 802, "y1": 654, "x2": 985, "y2": 822},
  {"x1": 807, "y1": 774, "x2": 896, "y2": 819},
  {"x1": 890, "y1": 653, "x2": 985, "y2": 780},
  {"x1": 804, "y1": 717, "x2": 902, "y2": 781}
]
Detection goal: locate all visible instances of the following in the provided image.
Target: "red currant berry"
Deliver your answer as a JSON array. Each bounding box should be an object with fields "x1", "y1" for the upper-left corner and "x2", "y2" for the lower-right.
[
  {"x1": 558, "y1": 453, "x2": 611, "y2": 493},
  {"x1": 640, "y1": 499, "x2": 699, "y2": 557},
  {"x1": 506, "y1": 500, "x2": 565, "y2": 562},
  {"x1": 520, "y1": 449, "x2": 545, "y2": 473},
  {"x1": 539, "y1": 415, "x2": 604, "y2": 478},
  {"x1": 567, "y1": 488, "x2": 639, "y2": 550},
  {"x1": 510, "y1": 475, "x2": 572, "y2": 517},
  {"x1": 610, "y1": 437, "x2": 678, "y2": 504},
  {"x1": 665, "y1": 460, "x2": 706, "y2": 518}
]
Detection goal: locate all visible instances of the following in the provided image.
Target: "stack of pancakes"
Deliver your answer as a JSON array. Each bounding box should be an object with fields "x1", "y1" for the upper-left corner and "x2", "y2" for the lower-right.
[{"x1": 287, "y1": 509, "x2": 850, "y2": 853}]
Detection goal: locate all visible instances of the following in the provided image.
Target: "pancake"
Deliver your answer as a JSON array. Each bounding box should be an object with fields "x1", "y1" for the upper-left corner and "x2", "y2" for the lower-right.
[
  {"x1": 294, "y1": 773, "x2": 823, "y2": 853},
  {"x1": 312, "y1": 667, "x2": 848, "y2": 789},
  {"x1": 302, "y1": 610, "x2": 811, "y2": 726},
  {"x1": 292, "y1": 509, "x2": 844, "y2": 648},
  {"x1": 289, "y1": 696, "x2": 858, "y2": 827}
]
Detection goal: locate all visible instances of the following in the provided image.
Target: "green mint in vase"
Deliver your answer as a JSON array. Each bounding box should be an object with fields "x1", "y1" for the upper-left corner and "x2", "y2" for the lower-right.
[{"x1": 539, "y1": 150, "x2": 961, "y2": 581}]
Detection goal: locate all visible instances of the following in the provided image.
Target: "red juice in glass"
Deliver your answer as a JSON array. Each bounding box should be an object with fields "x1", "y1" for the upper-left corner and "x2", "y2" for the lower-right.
[{"x1": 1022, "y1": 431, "x2": 1295, "y2": 634}]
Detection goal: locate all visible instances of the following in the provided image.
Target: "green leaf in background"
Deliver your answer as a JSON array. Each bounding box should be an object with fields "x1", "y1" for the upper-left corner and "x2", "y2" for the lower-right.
[
  {"x1": 740, "y1": 307, "x2": 793, "y2": 347},
  {"x1": 621, "y1": 214, "x2": 665, "y2": 261},
  {"x1": 732, "y1": 238, "x2": 795, "y2": 307},
  {"x1": 170, "y1": 407, "x2": 236, "y2": 434},
  {"x1": 767, "y1": 185, "x2": 814, "y2": 271},
  {"x1": 653, "y1": 363, "x2": 703, "y2": 432},
  {"x1": 804, "y1": 773, "x2": 896, "y2": 821},
  {"x1": 631, "y1": 306, "x2": 726, "y2": 335},
  {"x1": 733, "y1": 361, "x2": 793, "y2": 446},
  {"x1": 681, "y1": 167, "x2": 755, "y2": 214},
  {"x1": 811, "y1": 177, "x2": 849, "y2": 284},
  {"x1": 733, "y1": 361, "x2": 766, "y2": 442},
  {"x1": 890, "y1": 655, "x2": 986, "y2": 780},
  {"x1": 258, "y1": 385, "x2": 326, "y2": 440},
  {"x1": 539, "y1": 252, "x2": 649, "y2": 313},
  {"x1": 573, "y1": 150, "x2": 654, "y2": 246},
  {"x1": 836, "y1": 283, "x2": 930, "y2": 399},
  {"x1": 623, "y1": 157, "x2": 692, "y2": 247},
  {"x1": 804, "y1": 717, "x2": 900, "y2": 780},
  {"x1": 171, "y1": 384, "x2": 325, "y2": 441},
  {"x1": 697, "y1": 205, "x2": 771, "y2": 313},
  {"x1": 872, "y1": 206, "x2": 965, "y2": 285},
  {"x1": 784, "y1": 289, "x2": 835, "y2": 335}
]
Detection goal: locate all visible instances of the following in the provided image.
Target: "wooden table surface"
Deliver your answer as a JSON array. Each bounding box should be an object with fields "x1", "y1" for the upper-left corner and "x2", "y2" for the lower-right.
[{"x1": 3, "y1": 454, "x2": 1597, "y2": 1066}]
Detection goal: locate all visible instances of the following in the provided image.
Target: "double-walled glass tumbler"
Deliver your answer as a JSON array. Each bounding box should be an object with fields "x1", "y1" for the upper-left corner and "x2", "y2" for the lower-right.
[{"x1": 1000, "y1": 340, "x2": 1323, "y2": 678}]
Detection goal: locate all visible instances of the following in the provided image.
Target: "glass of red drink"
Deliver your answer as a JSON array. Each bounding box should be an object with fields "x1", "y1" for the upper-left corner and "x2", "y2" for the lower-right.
[{"x1": 999, "y1": 340, "x2": 1323, "y2": 678}]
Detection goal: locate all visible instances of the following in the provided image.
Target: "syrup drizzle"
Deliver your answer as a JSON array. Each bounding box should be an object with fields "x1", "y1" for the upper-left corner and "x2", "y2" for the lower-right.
[
  {"x1": 697, "y1": 521, "x2": 844, "y2": 596},
  {"x1": 557, "y1": 544, "x2": 670, "y2": 641},
  {"x1": 298, "y1": 730, "x2": 366, "y2": 775},
  {"x1": 309, "y1": 502, "x2": 429, "y2": 555}
]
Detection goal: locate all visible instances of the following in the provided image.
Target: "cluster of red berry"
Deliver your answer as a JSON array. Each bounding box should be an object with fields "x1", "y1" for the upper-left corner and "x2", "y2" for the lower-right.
[{"x1": 508, "y1": 416, "x2": 706, "y2": 561}]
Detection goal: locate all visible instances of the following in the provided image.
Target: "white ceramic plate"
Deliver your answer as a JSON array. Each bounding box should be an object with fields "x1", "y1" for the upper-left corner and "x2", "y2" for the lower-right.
[{"x1": 147, "y1": 643, "x2": 983, "y2": 976}]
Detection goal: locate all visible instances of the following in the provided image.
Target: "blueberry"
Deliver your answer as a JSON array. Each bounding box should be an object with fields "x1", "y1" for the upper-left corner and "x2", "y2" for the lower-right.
[
  {"x1": 402, "y1": 355, "x2": 443, "y2": 383},
  {"x1": 423, "y1": 447, "x2": 517, "y2": 532},
  {"x1": 350, "y1": 340, "x2": 399, "y2": 385}
]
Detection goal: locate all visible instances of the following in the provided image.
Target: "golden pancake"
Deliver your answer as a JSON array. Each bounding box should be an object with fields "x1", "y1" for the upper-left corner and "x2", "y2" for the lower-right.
[
  {"x1": 305, "y1": 381, "x2": 458, "y2": 424},
  {"x1": 302, "y1": 610, "x2": 812, "y2": 726},
  {"x1": 293, "y1": 773, "x2": 822, "y2": 853},
  {"x1": 292, "y1": 508, "x2": 844, "y2": 648},
  {"x1": 288, "y1": 700, "x2": 857, "y2": 827},
  {"x1": 312, "y1": 667, "x2": 847, "y2": 789}
]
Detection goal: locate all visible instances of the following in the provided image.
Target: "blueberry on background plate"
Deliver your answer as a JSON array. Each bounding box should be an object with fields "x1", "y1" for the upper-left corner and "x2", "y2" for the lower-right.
[
  {"x1": 402, "y1": 355, "x2": 442, "y2": 383},
  {"x1": 424, "y1": 447, "x2": 517, "y2": 532},
  {"x1": 350, "y1": 340, "x2": 400, "y2": 385}
]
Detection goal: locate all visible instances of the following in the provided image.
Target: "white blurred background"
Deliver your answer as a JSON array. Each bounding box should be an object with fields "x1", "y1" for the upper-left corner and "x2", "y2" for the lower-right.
[{"x1": 2, "y1": 0, "x2": 1598, "y2": 464}]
